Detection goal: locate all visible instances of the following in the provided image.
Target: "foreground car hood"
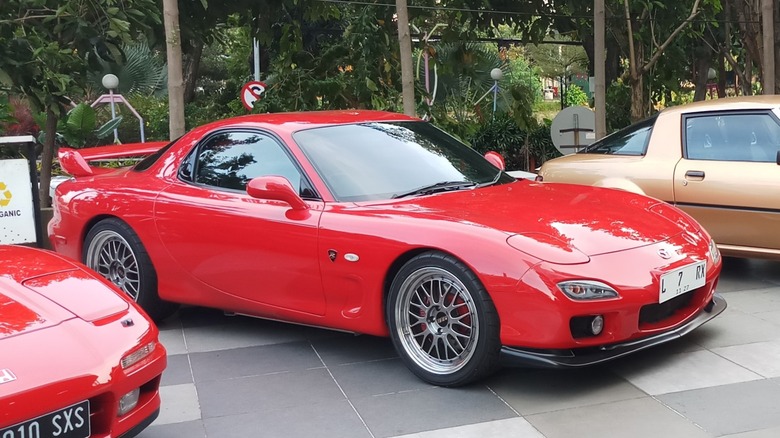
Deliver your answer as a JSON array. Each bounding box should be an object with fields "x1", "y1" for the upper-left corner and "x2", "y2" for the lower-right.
[
  {"x1": 0, "y1": 246, "x2": 129, "y2": 339},
  {"x1": 0, "y1": 278, "x2": 74, "y2": 339},
  {"x1": 372, "y1": 181, "x2": 688, "y2": 257}
]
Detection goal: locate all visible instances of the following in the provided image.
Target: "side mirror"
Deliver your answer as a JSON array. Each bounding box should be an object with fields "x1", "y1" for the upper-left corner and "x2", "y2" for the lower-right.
[
  {"x1": 484, "y1": 151, "x2": 505, "y2": 170},
  {"x1": 246, "y1": 176, "x2": 309, "y2": 211}
]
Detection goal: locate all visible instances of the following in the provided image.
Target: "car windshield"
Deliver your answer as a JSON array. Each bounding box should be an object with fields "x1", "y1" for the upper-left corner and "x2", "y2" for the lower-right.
[
  {"x1": 581, "y1": 114, "x2": 657, "y2": 155},
  {"x1": 293, "y1": 121, "x2": 514, "y2": 202}
]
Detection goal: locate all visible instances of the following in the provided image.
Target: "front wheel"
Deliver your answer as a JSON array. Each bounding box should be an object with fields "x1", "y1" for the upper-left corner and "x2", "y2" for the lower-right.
[
  {"x1": 83, "y1": 218, "x2": 178, "y2": 321},
  {"x1": 387, "y1": 251, "x2": 500, "y2": 386}
]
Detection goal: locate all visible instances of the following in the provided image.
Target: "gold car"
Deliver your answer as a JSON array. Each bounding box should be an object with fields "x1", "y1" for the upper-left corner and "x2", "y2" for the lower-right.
[{"x1": 538, "y1": 96, "x2": 780, "y2": 259}]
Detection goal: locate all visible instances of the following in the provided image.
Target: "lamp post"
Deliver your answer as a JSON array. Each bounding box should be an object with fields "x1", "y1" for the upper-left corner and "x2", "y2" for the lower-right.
[
  {"x1": 101, "y1": 74, "x2": 120, "y2": 143},
  {"x1": 490, "y1": 68, "x2": 503, "y2": 116}
]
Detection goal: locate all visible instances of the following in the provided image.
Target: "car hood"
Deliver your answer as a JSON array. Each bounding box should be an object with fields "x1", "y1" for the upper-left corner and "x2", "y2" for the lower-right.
[
  {"x1": 0, "y1": 246, "x2": 129, "y2": 340},
  {"x1": 363, "y1": 181, "x2": 691, "y2": 257}
]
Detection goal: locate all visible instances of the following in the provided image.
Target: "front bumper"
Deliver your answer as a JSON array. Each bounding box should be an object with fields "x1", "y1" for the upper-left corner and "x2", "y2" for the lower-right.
[{"x1": 499, "y1": 293, "x2": 726, "y2": 368}]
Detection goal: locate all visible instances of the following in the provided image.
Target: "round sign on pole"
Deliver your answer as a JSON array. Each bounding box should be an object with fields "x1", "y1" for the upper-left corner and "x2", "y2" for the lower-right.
[
  {"x1": 550, "y1": 106, "x2": 596, "y2": 155},
  {"x1": 240, "y1": 81, "x2": 267, "y2": 111}
]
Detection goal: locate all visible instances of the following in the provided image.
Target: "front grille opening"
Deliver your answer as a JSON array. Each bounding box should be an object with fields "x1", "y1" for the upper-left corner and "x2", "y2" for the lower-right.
[{"x1": 639, "y1": 290, "x2": 696, "y2": 325}]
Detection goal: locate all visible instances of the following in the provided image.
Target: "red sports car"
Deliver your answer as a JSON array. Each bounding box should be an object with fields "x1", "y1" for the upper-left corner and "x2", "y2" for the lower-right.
[
  {"x1": 0, "y1": 245, "x2": 165, "y2": 437},
  {"x1": 49, "y1": 110, "x2": 725, "y2": 386}
]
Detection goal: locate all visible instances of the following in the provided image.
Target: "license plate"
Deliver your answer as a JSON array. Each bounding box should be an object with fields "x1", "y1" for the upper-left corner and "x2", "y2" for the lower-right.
[
  {"x1": 659, "y1": 260, "x2": 706, "y2": 303},
  {"x1": 0, "y1": 400, "x2": 90, "y2": 438}
]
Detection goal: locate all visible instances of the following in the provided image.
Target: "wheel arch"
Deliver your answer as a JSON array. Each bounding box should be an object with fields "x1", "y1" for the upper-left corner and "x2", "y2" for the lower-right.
[
  {"x1": 381, "y1": 247, "x2": 490, "y2": 326},
  {"x1": 80, "y1": 214, "x2": 127, "y2": 259}
]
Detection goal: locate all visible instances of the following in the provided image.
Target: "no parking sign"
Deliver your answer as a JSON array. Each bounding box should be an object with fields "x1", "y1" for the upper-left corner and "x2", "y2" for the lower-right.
[{"x1": 240, "y1": 81, "x2": 267, "y2": 111}]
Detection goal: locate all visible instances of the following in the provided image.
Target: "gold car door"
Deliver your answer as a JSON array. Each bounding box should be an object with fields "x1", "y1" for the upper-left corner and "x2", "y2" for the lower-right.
[{"x1": 673, "y1": 111, "x2": 780, "y2": 256}]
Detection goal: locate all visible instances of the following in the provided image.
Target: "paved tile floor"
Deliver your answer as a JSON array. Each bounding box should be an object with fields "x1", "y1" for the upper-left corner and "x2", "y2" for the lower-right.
[{"x1": 137, "y1": 257, "x2": 780, "y2": 438}]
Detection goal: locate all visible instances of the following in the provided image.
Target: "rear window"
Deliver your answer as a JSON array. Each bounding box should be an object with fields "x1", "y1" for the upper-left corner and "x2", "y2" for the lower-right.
[
  {"x1": 581, "y1": 115, "x2": 657, "y2": 155},
  {"x1": 133, "y1": 140, "x2": 177, "y2": 171}
]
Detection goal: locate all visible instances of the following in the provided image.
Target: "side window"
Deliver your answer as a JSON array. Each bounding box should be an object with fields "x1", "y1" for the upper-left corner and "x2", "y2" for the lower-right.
[
  {"x1": 193, "y1": 131, "x2": 312, "y2": 196},
  {"x1": 685, "y1": 113, "x2": 780, "y2": 162},
  {"x1": 582, "y1": 115, "x2": 655, "y2": 155}
]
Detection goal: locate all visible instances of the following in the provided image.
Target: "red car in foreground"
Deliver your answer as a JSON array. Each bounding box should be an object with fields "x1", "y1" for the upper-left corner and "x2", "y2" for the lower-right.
[
  {"x1": 49, "y1": 110, "x2": 725, "y2": 386},
  {"x1": 0, "y1": 245, "x2": 165, "y2": 437}
]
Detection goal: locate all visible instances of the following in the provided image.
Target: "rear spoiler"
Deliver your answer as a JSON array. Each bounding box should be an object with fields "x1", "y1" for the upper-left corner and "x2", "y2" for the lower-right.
[{"x1": 58, "y1": 141, "x2": 168, "y2": 177}]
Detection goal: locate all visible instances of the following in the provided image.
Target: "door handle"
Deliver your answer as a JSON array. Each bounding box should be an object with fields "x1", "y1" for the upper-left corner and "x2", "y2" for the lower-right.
[{"x1": 685, "y1": 170, "x2": 705, "y2": 179}]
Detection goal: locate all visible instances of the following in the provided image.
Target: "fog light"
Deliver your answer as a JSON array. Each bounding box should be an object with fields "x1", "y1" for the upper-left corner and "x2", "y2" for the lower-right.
[
  {"x1": 118, "y1": 388, "x2": 140, "y2": 416},
  {"x1": 591, "y1": 315, "x2": 604, "y2": 335}
]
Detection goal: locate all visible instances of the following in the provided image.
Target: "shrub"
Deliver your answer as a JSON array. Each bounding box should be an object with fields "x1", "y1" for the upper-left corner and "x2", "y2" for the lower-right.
[{"x1": 563, "y1": 84, "x2": 588, "y2": 108}]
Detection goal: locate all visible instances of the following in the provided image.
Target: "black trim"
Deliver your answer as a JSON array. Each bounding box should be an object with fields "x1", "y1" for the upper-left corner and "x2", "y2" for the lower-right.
[
  {"x1": 499, "y1": 293, "x2": 726, "y2": 369},
  {"x1": 118, "y1": 407, "x2": 159, "y2": 438},
  {"x1": 675, "y1": 202, "x2": 780, "y2": 215}
]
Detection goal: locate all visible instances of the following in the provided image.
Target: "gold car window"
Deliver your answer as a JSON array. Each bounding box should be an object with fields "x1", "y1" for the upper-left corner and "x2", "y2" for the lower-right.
[{"x1": 685, "y1": 113, "x2": 780, "y2": 163}]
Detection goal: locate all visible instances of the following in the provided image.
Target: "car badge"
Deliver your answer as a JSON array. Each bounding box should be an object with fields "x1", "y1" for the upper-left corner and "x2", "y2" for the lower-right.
[
  {"x1": 657, "y1": 248, "x2": 672, "y2": 259},
  {"x1": 328, "y1": 250, "x2": 338, "y2": 262},
  {"x1": 0, "y1": 369, "x2": 17, "y2": 385},
  {"x1": 121, "y1": 318, "x2": 135, "y2": 327}
]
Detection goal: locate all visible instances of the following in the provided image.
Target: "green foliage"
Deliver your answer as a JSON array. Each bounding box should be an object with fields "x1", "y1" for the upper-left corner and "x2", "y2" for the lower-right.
[
  {"x1": 466, "y1": 113, "x2": 559, "y2": 171},
  {"x1": 605, "y1": 80, "x2": 632, "y2": 133},
  {"x1": 88, "y1": 42, "x2": 167, "y2": 96},
  {"x1": 38, "y1": 103, "x2": 122, "y2": 148},
  {"x1": 563, "y1": 84, "x2": 588, "y2": 108}
]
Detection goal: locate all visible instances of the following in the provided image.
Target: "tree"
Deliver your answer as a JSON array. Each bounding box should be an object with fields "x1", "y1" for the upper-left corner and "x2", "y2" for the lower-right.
[
  {"x1": 0, "y1": 0, "x2": 160, "y2": 206},
  {"x1": 163, "y1": 0, "x2": 185, "y2": 139},
  {"x1": 397, "y1": 0, "x2": 415, "y2": 116}
]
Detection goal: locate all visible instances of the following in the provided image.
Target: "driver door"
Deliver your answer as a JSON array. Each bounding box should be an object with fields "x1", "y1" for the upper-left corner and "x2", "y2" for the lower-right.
[{"x1": 154, "y1": 130, "x2": 326, "y2": 315}]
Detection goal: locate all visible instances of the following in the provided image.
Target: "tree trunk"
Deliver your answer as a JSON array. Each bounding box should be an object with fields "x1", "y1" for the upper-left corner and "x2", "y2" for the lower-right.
[
  {"x1": 693, "y1": 54, "x2": 711, "y2": 101},
  {"x1": 163, "y1": 0, "x2": 186, "y2": 138},
  {"x1": 717, "y1": 54, "x2": 727, "y2": 98},
  {"x1": 183, "y1": 40, "x2": 204, "y2": 104},
  {"x1": 39, "y1": 108, "x2": 57, "y2": 208},
  {"x1": 775, "y1": 0, "x2": 780, "y2": 93},
  {"x1": 396, "y1": 0, "x2": 415, "y2": 116},
  {"x1": 629, "y1": 74, "x2": 644, "y2": 122}
]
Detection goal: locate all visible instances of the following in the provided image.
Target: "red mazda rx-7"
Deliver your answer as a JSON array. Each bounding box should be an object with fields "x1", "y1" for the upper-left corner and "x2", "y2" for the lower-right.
[
  {"x1": 0, "y1": 245, "x2": 166, "y2": 437},
  {"x1": 49, "y1": 110, "x2": 725, "y2": 386}
]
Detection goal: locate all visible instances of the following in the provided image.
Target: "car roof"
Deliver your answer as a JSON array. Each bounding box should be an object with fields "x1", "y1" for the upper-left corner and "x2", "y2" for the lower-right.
[
  {"x1": 199, "y1": 110, "x2": 421, "y2": 135},
  {"x1": 661, "y1": 95, "x2": 780, "y2": 117}
]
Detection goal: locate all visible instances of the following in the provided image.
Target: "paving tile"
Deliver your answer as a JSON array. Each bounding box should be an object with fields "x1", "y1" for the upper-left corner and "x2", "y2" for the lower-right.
[
  {"x1": 189, "y1": 342, "x2": 324, "y2": 382},
  {"x1": 136, "y1": 420, "x2": 206, "y2": 438},
  {"x1": 351, "y1": 386, "x2": 516, "y2": 438},
  {"x1": 155, "y1": 383, "x2": 201, "y2": 425},
  {"x1": 388, "y1": 418, "x2": 544, "y2": 438},
  {"x1": 713, "y1": 340, "x2": 780, "y2": 378},
  {"x1": 525, "y1": 396, "x2": 711, "y2": 438},
  {"x1": 182, "y1": 316, "x2": 336, "y2": 353},
  {"x1": 329, "y1": 358, "x2": 433, "y2": 398},
  {"x1": 158, "y1": 325, "x2": 186, "y2": 355},
  {"x1": 609, "y1": 349, "x2": 762, "y2": 395},
  {"x1": 716, "y1": 287, "x2": 780, "y2": 314},
  {"x1": 196, "y1": 368, "x2": 345, "y2": 419},
  {"x1": 658, "y1": 378, "x2": 780, "y2": 436},
  {"x1": 311, "y1": 333, "x2": 398, "y2": 366},
  {"x1": 203, "y1": 400, "x2": 371, "y2": 438},
  {"x1": 722, "y1": 426, "x2": 780, "y2": 437},
  {"x1": 486, "y1": 367, "x2": 646, "y2": 415},
  {"x1": 683, "y1": 308, "x2": 780, "y2": 349},
  {"x1": 161, "y1": 353, "x2": 192, "y2": 386}
]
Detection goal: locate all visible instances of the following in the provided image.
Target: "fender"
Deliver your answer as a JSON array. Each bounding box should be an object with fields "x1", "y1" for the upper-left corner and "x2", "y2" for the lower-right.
[{"x1": 593, "y1": 177, "x2": 647, "y2": 195}]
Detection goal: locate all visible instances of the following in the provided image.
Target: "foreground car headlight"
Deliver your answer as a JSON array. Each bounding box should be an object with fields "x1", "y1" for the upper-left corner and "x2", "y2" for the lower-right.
[
  {"x1": 558, "y1": 280, "x2": 619, "y2": 300},
  {"x1": 121, "y1": 342, "x2": 156, "y2": 369},
  {"x1": 709, "y1": 239, "x2": 720, "y2": 263}
]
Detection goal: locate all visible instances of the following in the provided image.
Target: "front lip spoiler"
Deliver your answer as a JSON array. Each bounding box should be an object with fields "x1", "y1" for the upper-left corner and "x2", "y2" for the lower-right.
[{"x1": 499, "y1": 293, "x2": 727, "y2": 369}]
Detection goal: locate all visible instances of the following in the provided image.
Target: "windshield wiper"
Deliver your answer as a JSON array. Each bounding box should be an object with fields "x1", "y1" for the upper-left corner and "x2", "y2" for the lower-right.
[
  {"x1": 474, "y1": 170, "x2": 503, "y2": 189},
  {"x1": 392, "y1": 181, "x2": 476, "y2": 199}
]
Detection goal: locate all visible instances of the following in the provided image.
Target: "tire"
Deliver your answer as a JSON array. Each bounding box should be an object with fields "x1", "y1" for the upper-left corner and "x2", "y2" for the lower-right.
[
  {"x1": 83, "y1": 218, "x2": 178, "y2": 321},
  {"x1": 387, "y1": 251, "x2": 501, "y2": 386}
]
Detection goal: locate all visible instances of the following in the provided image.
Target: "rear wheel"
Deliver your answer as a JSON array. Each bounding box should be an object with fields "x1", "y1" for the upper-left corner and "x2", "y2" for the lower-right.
[
  {"x1": 83, "y1": 218, "x2": 178, "y2": 321},
  {"x1": 387, "y1": 251, "x2": 500, "y2": 386}
]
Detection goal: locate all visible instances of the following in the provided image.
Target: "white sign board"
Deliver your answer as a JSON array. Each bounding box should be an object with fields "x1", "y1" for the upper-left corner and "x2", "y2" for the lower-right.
[
  {"x1": 0, "y1": 159, "x2": 37, "y2": 244},
  {"x1": 550, "y1": 106, "x2": 596, "y2": 155}
]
